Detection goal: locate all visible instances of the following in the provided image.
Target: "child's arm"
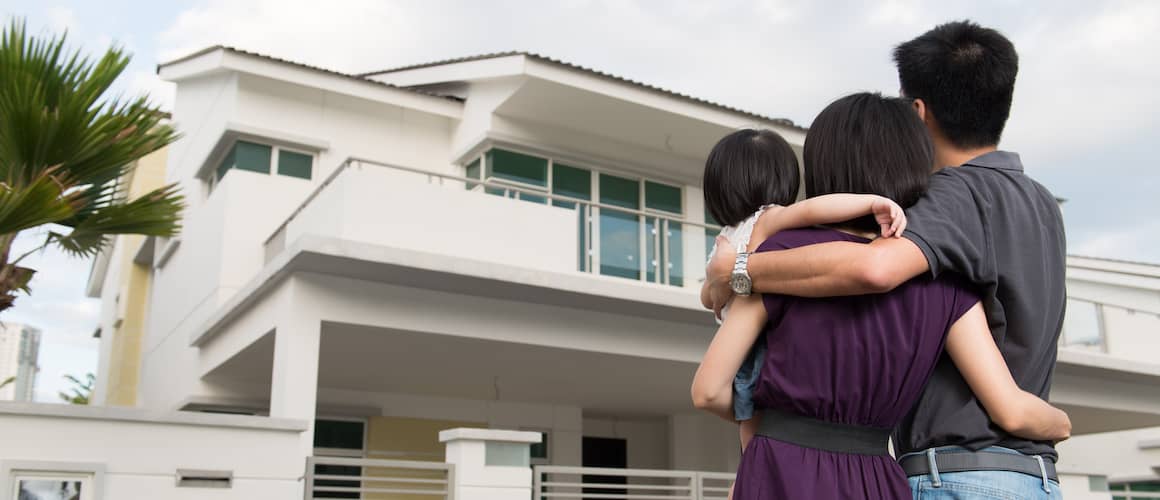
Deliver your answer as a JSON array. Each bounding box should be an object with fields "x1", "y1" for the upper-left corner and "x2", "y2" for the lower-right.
[
  {"x1": 691, "y1": 295, "x2": 768, "y2": 421},
  {"x1": 747, "y1": 194, "x2": 905, "y2": 252},
  {"x1": 947, "y1": 302, "x2": 1072, "y2": 442}
]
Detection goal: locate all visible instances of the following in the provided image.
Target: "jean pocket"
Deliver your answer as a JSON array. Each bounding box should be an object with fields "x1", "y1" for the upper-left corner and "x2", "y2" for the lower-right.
[{"x1": 915, "y1": 480, "x2": 1024, "y2": 500}]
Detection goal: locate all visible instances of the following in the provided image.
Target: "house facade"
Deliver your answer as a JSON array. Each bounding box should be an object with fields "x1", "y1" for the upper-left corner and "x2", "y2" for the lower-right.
[{"x1": 7, "y1": 47, "x2": 1153, "y2": 498}]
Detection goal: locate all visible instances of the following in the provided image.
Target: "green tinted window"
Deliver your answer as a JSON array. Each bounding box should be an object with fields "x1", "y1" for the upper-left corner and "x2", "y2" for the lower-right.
[
  {"x1": 705, "y1": 208, "x2": 719, "y2": 259},
  {"x1": 599, "y1": 173, "x2": 639, "y2": 209},
  {"x1": 486, "y1": 149, "x2": 547, "y2": 187},
  {"x1": 645, "y1": 181, "x2": 682, "y2": 214},
  {"x1": 465, "y1": 158, "x2": 481, "y2": 189},
  {"x1": 314, "y1": 419, "x2": 364, "y2": 450},
  {"x1": 234, "y1": 141, "x2": 272, "y2": 174},
  {"x1": 552, "y1": 163, "x2": 591, "y2": 200},
  {"x1": 530, "y1": 432, "x2": 549, "y2": 460},
  {"x1": 277, "y1": 150, "x2": 313, "y2": 180}
]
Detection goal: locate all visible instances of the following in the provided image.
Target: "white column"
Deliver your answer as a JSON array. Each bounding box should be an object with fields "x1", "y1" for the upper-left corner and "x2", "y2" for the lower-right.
[
  {"x1": 440, "y1": 428, "x2": 542, "y2": 500},
  {"x1": 269, "y1": 300, "x2": 320, "y2": 461}
]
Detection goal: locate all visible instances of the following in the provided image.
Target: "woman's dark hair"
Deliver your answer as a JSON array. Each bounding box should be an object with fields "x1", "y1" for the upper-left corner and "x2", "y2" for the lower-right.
[
  {"x1": 893, "y1": 20, "x2": 1018, "y2": 149},
  {"x1": 804, "y1": 92, "x2": 933, "y2": 233},
  {"x1": 702, "y1": 129, "x2": 800, "y2": 227}
]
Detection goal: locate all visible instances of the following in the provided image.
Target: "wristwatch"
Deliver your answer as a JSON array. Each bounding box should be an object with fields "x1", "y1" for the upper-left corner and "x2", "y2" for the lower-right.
[{"x1": 730, "y1": 252, "x2": 752, "y2": 296}]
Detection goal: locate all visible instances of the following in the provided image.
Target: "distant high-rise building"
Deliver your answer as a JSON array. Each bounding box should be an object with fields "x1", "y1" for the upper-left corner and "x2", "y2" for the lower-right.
[{"x1": 0, "y1": 322, "x2": 41, "y2": 401}]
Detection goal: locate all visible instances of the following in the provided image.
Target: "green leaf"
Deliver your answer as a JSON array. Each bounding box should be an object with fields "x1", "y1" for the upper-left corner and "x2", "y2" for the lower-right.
[{"x1": 0, "y1": 167, "x2": 80, "y2": 234}]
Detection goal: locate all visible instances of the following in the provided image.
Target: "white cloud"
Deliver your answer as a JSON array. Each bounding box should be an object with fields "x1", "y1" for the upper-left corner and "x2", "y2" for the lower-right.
[{"x1": 45, "y1": 5, "x2": 77, "y2": 34}]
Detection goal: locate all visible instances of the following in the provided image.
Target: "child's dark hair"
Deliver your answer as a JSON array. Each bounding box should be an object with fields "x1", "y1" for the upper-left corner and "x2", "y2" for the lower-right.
[
  {"x1": 702, "y1": 129, "x2": 799, "y2": 227},
  {"x1": 893, "y1": 20, "x2": 1018, "y2": 149},
  {"x1": 804, "y1": 92, "x2": 933, "y2": 233}
]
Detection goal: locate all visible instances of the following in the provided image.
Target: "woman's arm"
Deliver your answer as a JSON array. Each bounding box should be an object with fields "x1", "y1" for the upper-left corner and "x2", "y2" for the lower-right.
[
  {"x1": 691, "y1": 295, "x2": 768, "y2": 421},
  {"x1": 946, "y1": 302, "x2": 1072, "y2": 442},
  {"x1": 747, "y1": 194, "x2": 905, "y2": 252}
]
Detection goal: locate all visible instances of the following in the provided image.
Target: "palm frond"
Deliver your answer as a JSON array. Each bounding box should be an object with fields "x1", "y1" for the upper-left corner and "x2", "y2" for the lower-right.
[
  {"x1": 0, "y1": 166, "x2": 80, "y2": 234},
  {"x1": 50, "y1": 183, "x2": 184, "y2": 258}
]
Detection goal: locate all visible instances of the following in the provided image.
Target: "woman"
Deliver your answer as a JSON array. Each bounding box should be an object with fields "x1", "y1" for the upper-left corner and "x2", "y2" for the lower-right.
[{"x1": 690, "y1": 93, "x2": 1070, "y2": 499}]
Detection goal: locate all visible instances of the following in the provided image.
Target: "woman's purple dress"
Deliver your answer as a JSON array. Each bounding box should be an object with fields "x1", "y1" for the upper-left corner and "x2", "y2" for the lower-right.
[{"x1": 733, "y1": 228, "x2": 978, "y2": 499}]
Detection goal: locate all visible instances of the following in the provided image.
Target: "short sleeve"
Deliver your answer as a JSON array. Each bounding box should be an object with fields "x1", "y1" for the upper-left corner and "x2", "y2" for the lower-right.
[
  {"x1": 946, "y1": 275, "x2": 983, "y2": 324},
  {"x1": 904, "y1": 171, "x2": 991, "y2": 283}
]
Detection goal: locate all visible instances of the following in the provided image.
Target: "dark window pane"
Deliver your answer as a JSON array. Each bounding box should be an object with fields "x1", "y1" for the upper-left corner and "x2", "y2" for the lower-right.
[
  {"x1": 278, "y1": 150, "x2": 313, "y2": 180},
  {"x1": 645, "y1": 181, "x2": 682, "y2": 214},
  {"x1": 599, "y1": 174, "x2": 639, "y2": 210},
  {"x1": 314, "y1": 420, "x2": 364, "y2": 450},
  {"x1": 465, "y1": 158, "x2": 481, "y2": 190},
  {"x1": 552, "y1": 163, "x2": 591, "y2": 201},
  {"x1": 530, "y1": 432, "x2": 549, "y2": 460},
  {"x1": 486, "y1": 149, "x2": 547, "y2": 187},
  {"x1": 1132, "y1": 482, "x2": 1160, "y2": 491},
  {"x1": 234, "y1": 141, "x2": 272, "y2": 174}
]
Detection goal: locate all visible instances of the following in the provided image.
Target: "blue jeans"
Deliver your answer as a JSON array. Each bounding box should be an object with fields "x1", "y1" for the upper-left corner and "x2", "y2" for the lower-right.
[
  {"x1": 903, "y1": 446, "x2": 1063, "y2": 499},
  {"x1": 732, "y1": 334, "x2": 766, "y2": 421}
]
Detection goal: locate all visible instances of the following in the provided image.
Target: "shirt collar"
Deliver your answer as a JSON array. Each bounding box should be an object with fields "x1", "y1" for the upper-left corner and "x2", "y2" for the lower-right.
[{"x1": 961, "y1": 150, "x2": 1023, "y2": 172}]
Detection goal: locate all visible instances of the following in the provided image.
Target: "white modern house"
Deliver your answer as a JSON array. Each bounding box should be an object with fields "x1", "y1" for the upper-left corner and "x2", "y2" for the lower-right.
[{"x1": 1, "y1": 47, "x2": 1158, "y2": 499}]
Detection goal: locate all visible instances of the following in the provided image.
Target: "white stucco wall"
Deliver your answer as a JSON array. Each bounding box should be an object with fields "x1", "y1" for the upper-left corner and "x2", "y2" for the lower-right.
[
  {"x1": 282, "y1": 165, "x2": 578, "y2": 273},
  {"x1": 0, "y1": 404, "x2": 306, "y2": 500}
]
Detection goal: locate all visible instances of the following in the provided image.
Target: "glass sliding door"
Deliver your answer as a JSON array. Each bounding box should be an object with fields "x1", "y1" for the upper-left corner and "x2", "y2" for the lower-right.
[{"x1": 599, "y1": 173, "x2": 641, "y2": 280}]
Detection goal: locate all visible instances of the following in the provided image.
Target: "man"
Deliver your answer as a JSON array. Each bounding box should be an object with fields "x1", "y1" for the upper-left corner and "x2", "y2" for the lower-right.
[{"x1": 706, "y1": 21, "x2": 1067, "y2": 498}]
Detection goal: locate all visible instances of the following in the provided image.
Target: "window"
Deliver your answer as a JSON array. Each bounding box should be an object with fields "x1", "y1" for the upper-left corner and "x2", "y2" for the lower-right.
[
  {"x1": 278, "y1": 150, "x2": 314, "y2": 180},
  {"x1": 486, "y1": 149, "x2": 548, "y2": 188},
  {"x1": 461, "y1": 146, "x2": 688, "y2": 286},
  {"x1": 529, "y1": 431, "x2": 550, "y2": 464},
  {"x1": 1062, "y1": 299, "x2": 1105, "y2": 348},
  {"x1": 599, "y1": 173, "x2": 642, "y2": 280},
  {"x1": 313, "y1": 419, "x2": 366, "y2": 499},
  {"x1": 11, "y1": 473, "x2": 93, "y2": 500},
  {"x1": 210, "y1": 140, "x2": 314, "y2": 190},
  {"x1": 2, "y1": 462, "x2": 104, "y2": 500},
  {"x1": 1112, "y1": 480, "x2": 1160, "y2": 499}
]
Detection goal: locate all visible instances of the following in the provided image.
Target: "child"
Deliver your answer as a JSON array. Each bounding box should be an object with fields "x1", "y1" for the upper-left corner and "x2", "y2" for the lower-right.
[{"x1": 700, "y1": 128, "x2": 907, "y2": 467}]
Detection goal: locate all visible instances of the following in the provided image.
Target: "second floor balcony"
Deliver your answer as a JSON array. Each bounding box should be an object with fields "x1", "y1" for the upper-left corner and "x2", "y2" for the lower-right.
[{"x1": 263, "y1": 154, "x2": 717, "y2": 293}]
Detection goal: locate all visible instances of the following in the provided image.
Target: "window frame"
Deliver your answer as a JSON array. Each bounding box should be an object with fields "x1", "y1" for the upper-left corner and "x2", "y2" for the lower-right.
[
  {"x1": 1, "y1": 461, "x2": 105, "y2": 500},
  {"x1": 274, "y1": 146, "x2": 317, "y2": 181}
]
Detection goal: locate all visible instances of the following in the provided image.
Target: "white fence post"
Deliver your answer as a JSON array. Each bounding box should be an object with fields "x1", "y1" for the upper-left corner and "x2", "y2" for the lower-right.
[{"x1": 440, "y1": 428, "x2": 542, "y2": 500}]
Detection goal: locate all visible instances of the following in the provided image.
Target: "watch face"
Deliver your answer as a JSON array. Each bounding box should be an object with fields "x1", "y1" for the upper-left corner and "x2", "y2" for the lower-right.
[{"x1": 730, "y1": 273, "x2": 751, "y2": 294}]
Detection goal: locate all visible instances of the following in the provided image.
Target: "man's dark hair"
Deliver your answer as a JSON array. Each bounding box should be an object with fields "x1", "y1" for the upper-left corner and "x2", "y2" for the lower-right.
[
  {"x1": 893, "y1": 20, "x2": 1019, "y2": 149},
  {"x1": 702, "y1": 129, "x2": 800, "y2": 227},
  {"x1": 804, "y1": 93, "x2": 933, "y2": 233}
]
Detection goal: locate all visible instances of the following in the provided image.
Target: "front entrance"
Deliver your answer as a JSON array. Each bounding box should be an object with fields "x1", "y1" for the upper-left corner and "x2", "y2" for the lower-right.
[{"x1": 582, "y1": 436, "x2": 627, "y2": 497}]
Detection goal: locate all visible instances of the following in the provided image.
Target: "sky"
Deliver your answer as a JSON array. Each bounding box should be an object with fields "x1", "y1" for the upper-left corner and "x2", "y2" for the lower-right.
[{"x1": 1, "y1": 0, "x2": 1157, "y2": 402}]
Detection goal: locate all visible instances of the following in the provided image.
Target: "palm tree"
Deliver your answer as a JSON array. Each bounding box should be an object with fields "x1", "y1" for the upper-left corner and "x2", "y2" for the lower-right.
[
  {"x1": 0, "y1": 20, "x2": 183, "y2": 312},
  {"x1": 0, "y1": 375, "x2": 13, "y2": 390},
  {"x1": 58, "y1": 373, "x2": 94, "y2": 405}
]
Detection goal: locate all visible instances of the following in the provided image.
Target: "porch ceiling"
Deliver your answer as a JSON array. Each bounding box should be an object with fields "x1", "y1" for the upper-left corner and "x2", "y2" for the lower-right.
[{"x1": 206, "y1": 321, "x2": 700, "y2": 417}]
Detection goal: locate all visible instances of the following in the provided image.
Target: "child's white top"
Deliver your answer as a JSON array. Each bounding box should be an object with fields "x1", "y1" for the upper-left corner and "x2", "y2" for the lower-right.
[{"x1": 706, "y1": 205, "x2": 776, "y2": 323}]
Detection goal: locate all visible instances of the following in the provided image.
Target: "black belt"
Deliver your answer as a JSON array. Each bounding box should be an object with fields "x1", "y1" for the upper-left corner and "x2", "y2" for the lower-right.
[
  {"x1": 756, "y1": 409, "x2": 892, "y2": 456},
  {"x1": 899, "y1": 449, "x2": 1058, "y2": 482}
]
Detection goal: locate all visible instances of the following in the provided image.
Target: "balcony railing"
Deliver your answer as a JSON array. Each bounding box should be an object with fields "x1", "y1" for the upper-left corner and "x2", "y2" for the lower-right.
[
  {"x1": 533, "y1": 466, "x2": 733, "y2": 500},
  {"x1": 304, "y1": 455, "x2": 454, "y2": 499},
  {"x1": 265, "y1": 158, "x2": 720, "y2": 287}
]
